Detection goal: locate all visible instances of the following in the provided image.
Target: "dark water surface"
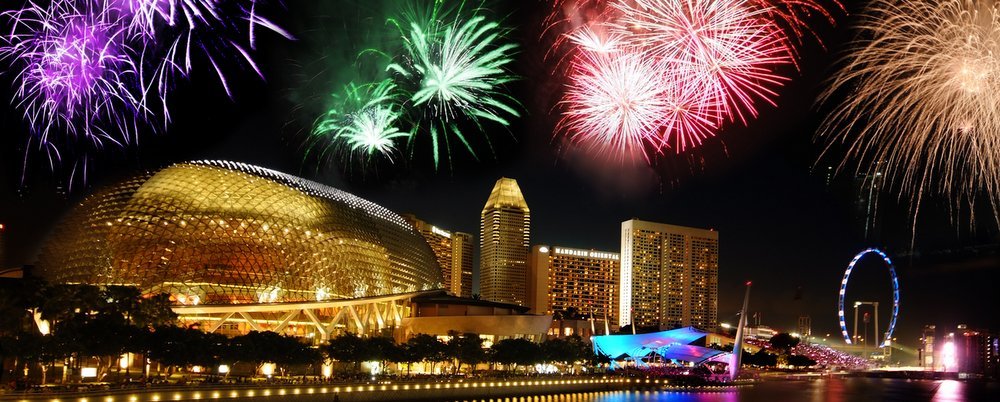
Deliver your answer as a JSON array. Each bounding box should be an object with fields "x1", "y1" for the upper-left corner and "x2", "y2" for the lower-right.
[{"x1": 449, "y1": 378, "x2": 999, "y2": 402}]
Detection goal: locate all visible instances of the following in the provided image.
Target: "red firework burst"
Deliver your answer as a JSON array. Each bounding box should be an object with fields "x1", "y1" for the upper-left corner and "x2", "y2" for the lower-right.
[{"x1": 548, "y1": 0, "x2": 839, "y2": 163}]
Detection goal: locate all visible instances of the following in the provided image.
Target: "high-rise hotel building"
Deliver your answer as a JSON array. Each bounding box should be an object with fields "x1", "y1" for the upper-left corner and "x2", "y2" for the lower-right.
[
  {"x1": 452, "y1": 232, "x2": 474, "y2": 298},
  {"x1": 528, "y1": 245, "x2": 620, "y2": 325},
  {"x1": 620, "y1": 219, "x2": 718, "y2": 330},
  {"x1": 480, "y1": 178, "x2": 530, "y2": 305},
  {"x1": 402, "y1": 215, "x2": 474, "y2": 297}
]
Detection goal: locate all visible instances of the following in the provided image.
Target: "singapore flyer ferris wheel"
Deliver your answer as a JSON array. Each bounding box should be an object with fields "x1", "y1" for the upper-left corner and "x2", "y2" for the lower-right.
[{"x1": 837, "y1": 248, "x2": 900, "y2": 348}]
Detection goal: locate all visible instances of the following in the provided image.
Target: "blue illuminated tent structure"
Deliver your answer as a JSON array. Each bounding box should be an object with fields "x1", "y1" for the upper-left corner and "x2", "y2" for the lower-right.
[{"x1": 591, "y1": 327, "x2": 729, "y2": 368}]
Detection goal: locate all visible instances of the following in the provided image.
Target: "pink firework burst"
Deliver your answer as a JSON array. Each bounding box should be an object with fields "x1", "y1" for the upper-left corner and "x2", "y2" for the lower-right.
[
  {"x1": 560, "y1": 50, "x2": 671, "y2": 161},
  {"x1": 547, "y1": 0, "x2": 839, "y2": 163},
  {"x1": 559, "y1": 48, "x2": 719, "y2": 161},
  {"x1": 614, "y1": 0, "x2": 794, "y2": 125}
]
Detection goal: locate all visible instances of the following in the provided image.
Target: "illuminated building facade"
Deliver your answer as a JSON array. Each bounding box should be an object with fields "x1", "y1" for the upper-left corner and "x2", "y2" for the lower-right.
[
  {"x1": 798, "y1": 316, "x2": 812, "y2": 338},
  {"x1": 921, "y1": 325, "x2": 936, "y2": 369},
  {"x1": 403, "y1": 215, "x2": 474, "y2": 297},
  {"x1": 921, "y1": 324, "x2": 999, "y2": 377},
  {"x1": 480, "y1": 178, "x2": 530, "y2": 305},
  {"x1": 402, "y1": 293, "x2": 552, "y2": 344},
  {"x1": 956, "y1": 325, "x2": 998, "y2": 377},
  {"x1": 619, "y1": 219, "x2": 718, "y2": 331},
  {"x1": 528, "y1": 245, "x2": 619, "y2": 327},
  {"x1": 37, "y1": 161, "x2": 444, "y2": 339},
  {"x1": 453, "y1": 232, "x2": 474, "y2": 298}
]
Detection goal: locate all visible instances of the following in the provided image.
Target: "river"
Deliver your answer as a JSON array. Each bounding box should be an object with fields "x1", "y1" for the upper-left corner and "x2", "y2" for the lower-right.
[{"x1": 446, "y1": 378, "x2": 999, "y2": 402}]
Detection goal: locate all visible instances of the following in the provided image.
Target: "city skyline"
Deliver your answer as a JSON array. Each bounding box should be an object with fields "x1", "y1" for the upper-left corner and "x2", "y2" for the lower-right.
[
  {"x1": 2, "y1": 162, "x2": 998, "y2": 350},
  {"x1": 0, "y1": 0, "x2": 998, "y2": 356}
]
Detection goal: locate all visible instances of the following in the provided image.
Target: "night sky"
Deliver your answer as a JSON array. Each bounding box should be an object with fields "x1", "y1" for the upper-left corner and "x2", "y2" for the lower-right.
[{"x1": 1, "y1": 1, "x2": 998, "y2": 352}]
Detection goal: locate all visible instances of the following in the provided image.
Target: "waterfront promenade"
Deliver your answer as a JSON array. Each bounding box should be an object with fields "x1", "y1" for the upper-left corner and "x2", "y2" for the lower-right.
[{"x1": 0, "y1": 377, "x2": 645, "y2": 402}]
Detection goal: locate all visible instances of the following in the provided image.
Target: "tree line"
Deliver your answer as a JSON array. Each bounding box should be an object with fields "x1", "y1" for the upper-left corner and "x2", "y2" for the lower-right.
[
  {"x1": 708, "y1": 332, "x2": 817, "y2": 368},
  {"x1": 323, "y1": 332, "x2": 597, "y2": 375},
  {"x1": 0, "y1": 280, "x2": 598, "y2": 386}
]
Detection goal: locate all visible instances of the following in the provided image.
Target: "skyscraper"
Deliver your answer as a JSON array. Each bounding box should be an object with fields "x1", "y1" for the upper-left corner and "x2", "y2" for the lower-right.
[
  {"x1": 402, "y1": 215, "x2": 473, "y2": 297},
  {"x1": 528, "y1": 245, "x2": 620, "y2": 325},
  {"x1": 480, "y1": 178, "x2": 530, "y2": 305},
  {"x1": 619, "y1": 219, "x2": 718, "y2": 330},
  {"x1": 453, "y1": 232, "x2": 474, "y2": 298}
]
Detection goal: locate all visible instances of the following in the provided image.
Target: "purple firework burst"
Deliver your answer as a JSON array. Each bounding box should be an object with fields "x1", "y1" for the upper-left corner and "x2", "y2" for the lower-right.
[
  {"x1": 1, "y1": 0, "x2": 145, "y2": 158},
  {"x1": 1, "y1": 0, "x2": 291, "y2": 184}
]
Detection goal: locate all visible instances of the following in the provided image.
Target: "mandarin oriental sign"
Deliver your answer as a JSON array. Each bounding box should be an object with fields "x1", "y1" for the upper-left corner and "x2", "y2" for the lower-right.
[{"x1": 553, "y1": 247, "x2": 619, "y2": 260}]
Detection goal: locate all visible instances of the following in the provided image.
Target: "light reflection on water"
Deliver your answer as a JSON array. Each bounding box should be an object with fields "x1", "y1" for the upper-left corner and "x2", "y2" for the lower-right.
[{"x1": 449, "y1": 378, "x2": 998, "y2": 402}]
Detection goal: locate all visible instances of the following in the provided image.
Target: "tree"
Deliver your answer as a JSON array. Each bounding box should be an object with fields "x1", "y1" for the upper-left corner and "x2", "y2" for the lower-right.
[
  {"x1": 787, "y1": 354, "x2": 817, "y2": 368},
  {"x1": 100, "y1": 286, "x2": 142, "y2": 321},
  {"x1": 325, "y1": 333, "x2": 369, "y2": 373},
  {"x1": 491, "y1": 338, "x2": 540, "y2": 372},
  {"x1": 76, "y1": 313, "x2": 132, "y2": 379},
  {"x1": 747, "y1": 349, "x2": 777, "y2": 367},
  {"x1": 405, "y1": 334, "x2": 447, "y2": 373},
  {"x1": 448, "y1": 333, "x2": 485, "y2": 374},
  {"x1": 0, "y1": 280, "x2": 175, "y2": 383},
  {"x1": 769, "y1": 333, "x2": 800, "y2": 354},
  {"x1": 38, "y1": 284, "x2": 102, "y2": 324},
  {"x1": 391, "y1": 341, "x2": 415, "y2": 375},
  {"x1": 133, "y1": 293, "x2": 177, "y2": 328},
  {"x1": 362, "y1": 337, "x2": 399, "y2": 374},
  {"x1": 565, "y1": 336, "x2": 594, "y2": 363},
  {"x1": 0, "y1": 277, "x2": 45, "y2": 384},
  {"x1": 541, "y1": 338, "x2": 578, "y2": 365},
  {"x1": 2, "y1": 331, "x2": 64, "y2": 385},
  {"x1": 148, "y1": 326, "x2": 220, "y2": 372},
  {"x1": 227, "y1": 331, "x2": 317, "y2": 375},
  {"x1": 0, "y1": 277, "x2": 43, "y2": 335}
]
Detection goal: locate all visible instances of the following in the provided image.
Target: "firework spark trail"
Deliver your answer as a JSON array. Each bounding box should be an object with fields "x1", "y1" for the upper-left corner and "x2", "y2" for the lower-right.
[
  {"x1": 387, "y1": 0, "x2": 520, "y2": 168},
  {"x1": 0, "y1": 0, "x2": 144, "y2": 157},
  {"x1": 567, "y1": 25, "x2": 623, "y2": 53},
  {"x1": 543, "y1": 0, "x2": 616, "y2": 68},
  {"x1": 750, "y1": 0, "x2": 842, "y2": 44},
  {"x1": 312, "y1": 79, "x2": 411, "y2": 164},
  {"x1": 112, "y1": 0, "x2": 294, "y2": 108},
  {"x1": 819, "y1": 0, "x2": 1000, "y2": 219}
]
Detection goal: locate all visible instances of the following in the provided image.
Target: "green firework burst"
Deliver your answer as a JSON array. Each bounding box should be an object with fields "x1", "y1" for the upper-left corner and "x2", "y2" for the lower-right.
[
  {"x1": 387, "y1": 0, "x2": 520, "y2": 168},
  {"x1": 311, "y1": 79, "x2": 411, "y2": 164}
]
